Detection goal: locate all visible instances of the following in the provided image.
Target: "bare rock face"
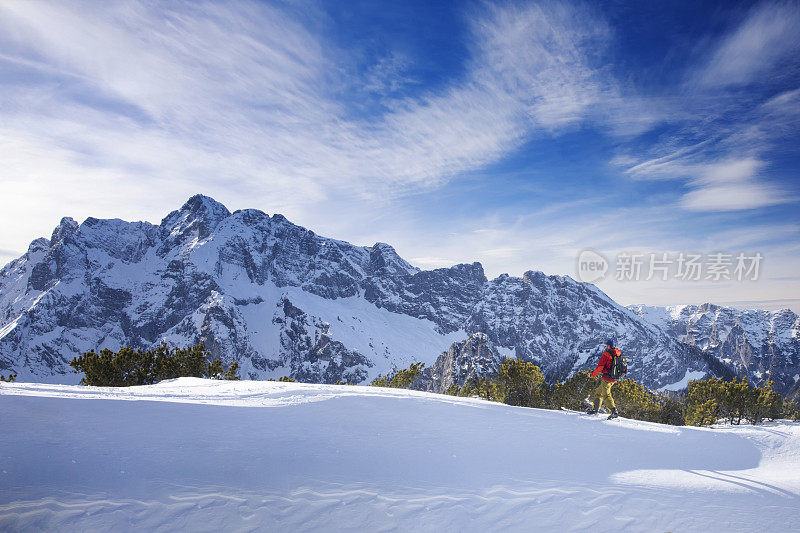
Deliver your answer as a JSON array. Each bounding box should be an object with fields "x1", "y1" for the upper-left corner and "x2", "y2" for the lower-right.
[
  {"x1": 421, "y1": 333, "x2": 505, "y2": 393},
  {"x1": 0, "y1": 194, "x2": 754, "y2": 391},
  {"x1": 272, "y1": 297, "x2": 373, "y2": 383}
]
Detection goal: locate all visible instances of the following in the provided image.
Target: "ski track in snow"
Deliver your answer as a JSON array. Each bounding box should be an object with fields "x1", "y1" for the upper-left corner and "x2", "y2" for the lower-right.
[{"x1": 1, "y1": 378, "x2": 799, "y2": 532}]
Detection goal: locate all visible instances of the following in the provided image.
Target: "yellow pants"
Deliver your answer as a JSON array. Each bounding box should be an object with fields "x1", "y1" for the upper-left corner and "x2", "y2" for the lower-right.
[{"x1": 593, "y1": 380, "x2": 615, "y2": 410}]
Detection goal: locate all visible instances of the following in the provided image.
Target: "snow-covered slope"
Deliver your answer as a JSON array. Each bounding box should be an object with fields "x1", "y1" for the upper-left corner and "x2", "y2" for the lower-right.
[
  {"x1": 1, "y1": 194, "x2": 713, "y2": 389},
  {"x1": 630, "y1": 303, "x2": 800, "y2": 398},
  {"x1": 1, "y1": 379, "x2": 799, "y2": 531}
]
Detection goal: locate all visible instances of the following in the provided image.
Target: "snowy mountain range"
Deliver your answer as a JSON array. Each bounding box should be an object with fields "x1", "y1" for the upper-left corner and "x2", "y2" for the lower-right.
[
  {"x1": 0, "y1": 194, "x2": 795, "y2": 396},
  {"x1": 630, "y1": 304, "x2": 800, "y2": 399}
]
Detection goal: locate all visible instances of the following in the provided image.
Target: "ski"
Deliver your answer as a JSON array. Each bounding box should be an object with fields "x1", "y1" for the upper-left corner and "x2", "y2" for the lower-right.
[{"x1": 560, "y1": 407, "x2": 621, "y2": 419}]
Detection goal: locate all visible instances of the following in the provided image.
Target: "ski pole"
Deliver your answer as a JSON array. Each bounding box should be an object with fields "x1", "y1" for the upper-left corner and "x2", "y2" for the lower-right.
[{"x1": 575, "y1": 375, "x2": 593, "y2": 406}]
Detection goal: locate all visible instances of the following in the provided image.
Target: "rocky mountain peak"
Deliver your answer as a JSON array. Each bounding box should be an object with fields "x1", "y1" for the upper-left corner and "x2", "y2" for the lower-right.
[
  {"x1": 50, "y1": 217, "x2": 78, "y2": 246},
  {"x1": 184, "y1": 194, "x2": 231, "y2": 218},
  {"x1": 159, "y1": 194, "x2": 231, "y2": 250},
  {"x1": 368, "y1": 242, "x2": 418, "y2": 277},
  {"x1": 26, "y1": 238, "x2": 50, "y2": 255},
  {"x1": 698, "y1": 302, "x2": 719, "y2": 313},
  {"x1": 521, "y1": 269, "x2": 550, "y2": 288},
  {"x1": 162, "y1": 194, "x2": 230, "y2": 228},
  {"x1": 451, "y1": 261, "x2": 487, "y2": 283}
]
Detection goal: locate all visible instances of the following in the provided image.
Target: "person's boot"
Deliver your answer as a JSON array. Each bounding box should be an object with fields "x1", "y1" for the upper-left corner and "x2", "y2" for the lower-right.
[
  {"x1": 607, "y1": 408, "x2": 619, "y2": 420},
  {"x1": 585, "y1": 401, "x2": 599, "y2": 415}
]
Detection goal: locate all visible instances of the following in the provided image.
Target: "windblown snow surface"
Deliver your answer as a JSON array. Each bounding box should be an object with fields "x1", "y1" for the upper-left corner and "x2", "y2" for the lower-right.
[{"x1": 1, "y1": 379, "x2": 799, "y2": 532}]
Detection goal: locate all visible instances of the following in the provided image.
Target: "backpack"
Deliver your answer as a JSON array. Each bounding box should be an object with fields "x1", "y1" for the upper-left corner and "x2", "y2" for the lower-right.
[{"x1": 608, "y1": 350, "x2": 628, "y2": 380}]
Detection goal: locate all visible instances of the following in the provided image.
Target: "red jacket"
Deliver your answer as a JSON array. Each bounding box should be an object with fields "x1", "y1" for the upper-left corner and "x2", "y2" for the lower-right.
[{"x1": 591, "y1": 347, "x2": 621, "y2": 383}]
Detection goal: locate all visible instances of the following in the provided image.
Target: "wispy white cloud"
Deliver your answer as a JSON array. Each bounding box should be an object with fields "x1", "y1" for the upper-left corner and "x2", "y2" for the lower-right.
[
  {"x1": 0, "y1": 0, "x2": 624, "y2": 255},
  {"x1": 626, "y1": 154, "x2": 794, "y2": 211},
  {"x1": 623, "y1": 140, "x2": 712, "y2": 180},
  {"x1": 0, "y1": 0, "x2": 797, "y2": 312},
  {"x1": 361, "y1": 52, "x2": 419, "y2": 96},
  {"x1": 698, "y1": 158, "x2": 764, "y2": 184},
  {"x1": 696, "y1": 1, "x2": 800, "y2": 88},
  {"x1": 0, "y1": 0, "x2": 618, "y2": 190},
  {"x1": 618, "y1": 2, "x2": 800, "y2": 213},
  {"x1": 679, "y1": 179, "x2": 790, "y2": 211},
  {"x1": 407, "y1": 257, "x2": 460, "y2": 269},
  {"x1": 678, "y1": 157, "x2": 794, "y2": 211}
]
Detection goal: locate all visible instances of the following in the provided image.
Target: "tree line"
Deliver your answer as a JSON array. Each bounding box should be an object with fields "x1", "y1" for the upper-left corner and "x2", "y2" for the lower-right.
[
  {"x1": 371, "y1": 359, "x2": 800, "y2": 427},
  {"x1": 37, "y1": 345, "x2": 800, "y2": 427},
  {"x1": 69, "y1": 344, "x2": 240, "y2": 386}
]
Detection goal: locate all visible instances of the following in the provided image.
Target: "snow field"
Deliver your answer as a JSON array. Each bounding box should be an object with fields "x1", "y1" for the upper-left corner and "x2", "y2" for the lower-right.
[{"x1": 1, "y1": 378, "x2": 799, "y2": 532}]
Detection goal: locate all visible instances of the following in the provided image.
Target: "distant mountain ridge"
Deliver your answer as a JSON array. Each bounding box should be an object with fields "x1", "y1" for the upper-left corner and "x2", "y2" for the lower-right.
[
  {"x1": 0, "y1": 194, "x2": 792, "y2": 395},
  {"x1": 630, "y1": 303, "x2": 800, "y2": 399}
]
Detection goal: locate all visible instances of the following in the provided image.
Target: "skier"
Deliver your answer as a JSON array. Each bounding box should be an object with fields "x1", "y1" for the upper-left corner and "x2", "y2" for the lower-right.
[{"x1": 586, "y1": 338, "x2": 621, "y2": 419}]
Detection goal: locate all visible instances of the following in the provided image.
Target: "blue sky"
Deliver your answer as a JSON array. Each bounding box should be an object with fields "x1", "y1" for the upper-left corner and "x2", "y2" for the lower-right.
[{"x1": 0, "y1": 0, "x2": 798, "y2": 311}]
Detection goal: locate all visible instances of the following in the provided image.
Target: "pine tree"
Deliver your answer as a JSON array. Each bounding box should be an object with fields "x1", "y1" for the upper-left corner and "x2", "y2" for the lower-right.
[
  {"x1": 444, "y1": 384, "x2": 460, "y2": 396},
  {"x1": 784, "y1": 400, "x2": 800, "y2": 421},
  {"x1": 70, "y1": 344, "x2": 240, "y2": 386},
  {"x1": 686, "y1": 378, "x2": 724, "y2": 426},
  {"x1": 498, "y1": 359, "x2": 545, "y2": 407},
  {"x1": 747, "y1": 380, "x2": 783, "y2": 424},
  {"x1": 548, "y1": 371, "x2": 593, "y2": 410},
  {"x1": 389, "y1": 362, "x2": 425, "y2": 388},
  {"x1": 370, "y1": 362, "x2": 424, "y2": 389},
  {"x1": 611, "y1": 378, "x2": 661, "y2": 421}
]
